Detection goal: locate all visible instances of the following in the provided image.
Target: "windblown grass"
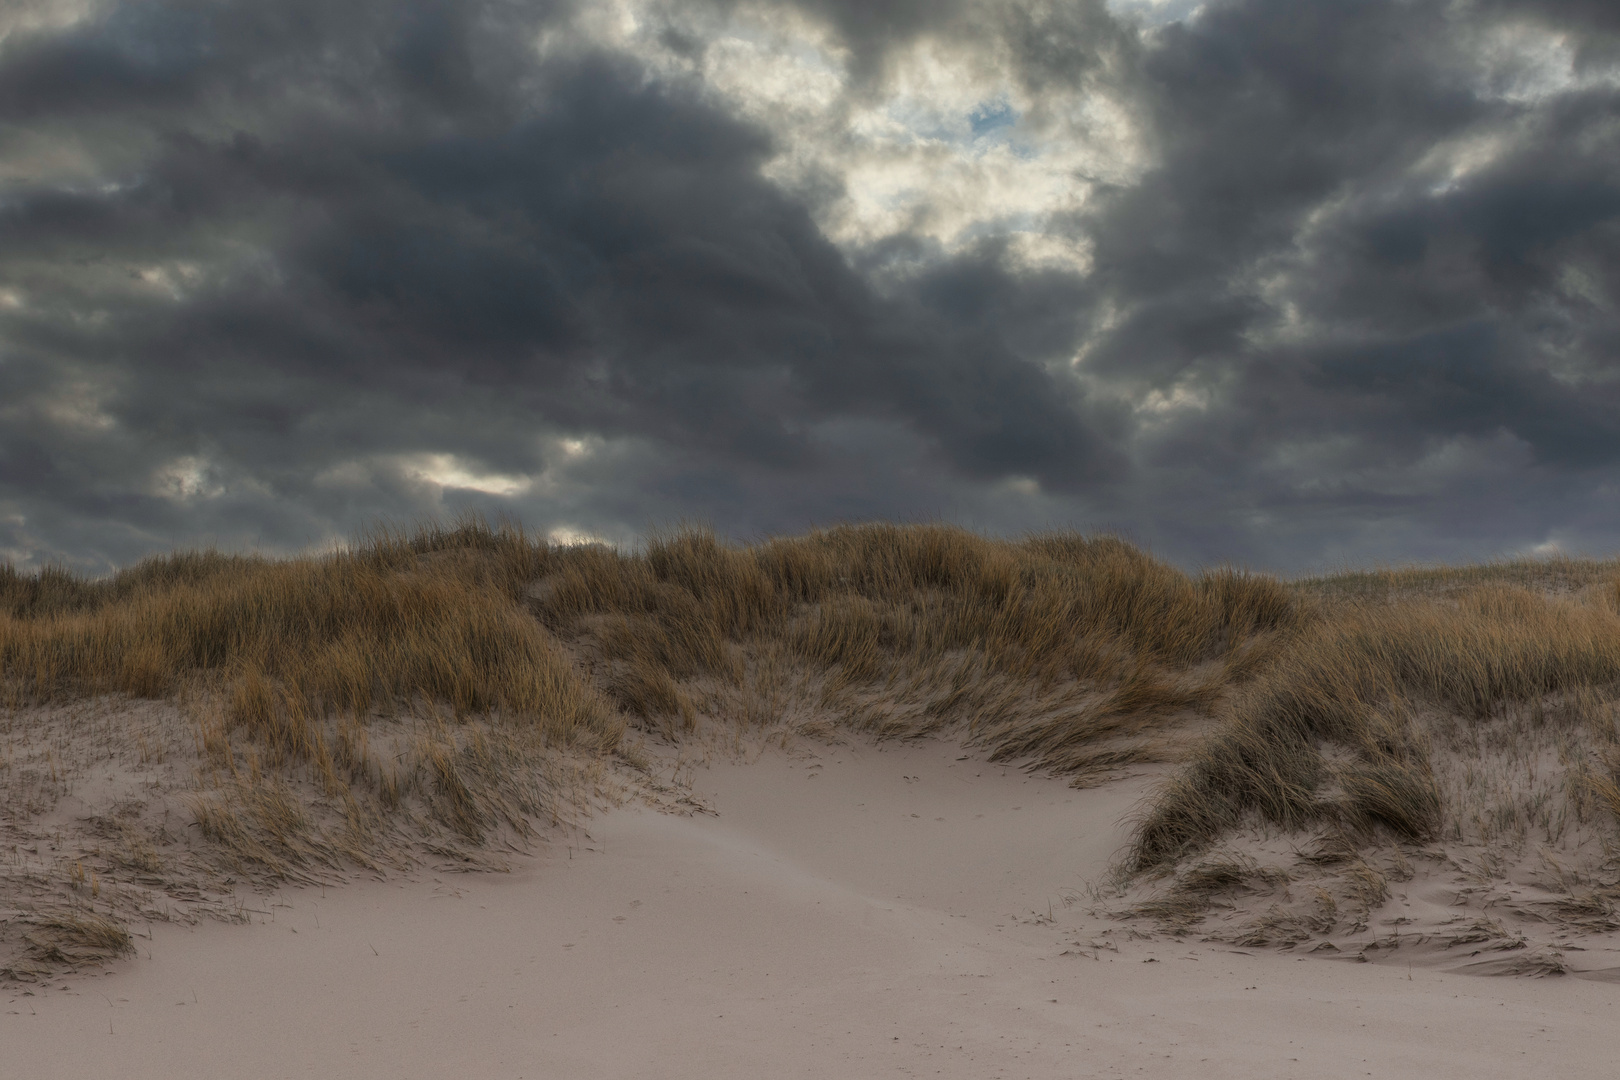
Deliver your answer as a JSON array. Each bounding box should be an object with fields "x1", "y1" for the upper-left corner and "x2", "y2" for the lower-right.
[
  {"x1": 1293, "y1": 556, "x2": 1620, "y2": 603},
  {"x1": 19, "y1": 911, "x2": 134, "y2": 967},
  {"x1": 12, "y1": 514, "x2": 1620, "y2": 973},
  {"x1": 1, "y1": 523, "x2": 613, "y2": 751},
  {"x1": 0, "y1": 518, "x2": 1293, "y2": 902},
  {"x1": 1131, "y1": 581, "x2": 1620, "y2": 871}
]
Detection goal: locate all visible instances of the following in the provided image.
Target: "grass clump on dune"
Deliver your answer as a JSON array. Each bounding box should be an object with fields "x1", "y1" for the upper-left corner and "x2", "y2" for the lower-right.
[
  {"x1": 0, "y1": 520, "x2": 625, "y2": 925},
  {"x1": 533, "y1": 523, "x2": 1297, "y2": 774},
  {"x1": 1, "y1": 524, "x2": 613, "y2": 749},
  {"x1": 1130, "y1": 583, "x2": 1620, "y2": 871}
]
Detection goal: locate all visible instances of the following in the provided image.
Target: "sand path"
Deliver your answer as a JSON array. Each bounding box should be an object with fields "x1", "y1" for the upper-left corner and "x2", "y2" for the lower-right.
[{"x1": 6, "y1": 740, "x2": 1618, "y2": 1078}]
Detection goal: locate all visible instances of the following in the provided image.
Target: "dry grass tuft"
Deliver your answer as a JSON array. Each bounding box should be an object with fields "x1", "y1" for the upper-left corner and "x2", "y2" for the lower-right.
[
  {"x1": 1131, "y1": 585, "x2": 1620, "y2": 869},
  {"x1": 20, "y1": 911, "x2": 134, "y2": 966}
]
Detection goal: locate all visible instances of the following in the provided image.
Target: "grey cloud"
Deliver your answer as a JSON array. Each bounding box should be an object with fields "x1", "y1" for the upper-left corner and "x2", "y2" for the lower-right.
[
  {"x1": 1479, "y1": 0, "x2": 1620, "y2": 67},
  {"x1": 1, "y1": 0, "x2": 1617, "y2": 574},
  {"x1": 0, "y1": 0, "x2": 1113, "y2": 571},
  {"x1": 651, "y1": 0, "x2": 1132, "y2": 98},
  {"x1": 1066, "y1": 0, "x2": 1619, "y2": 562}
]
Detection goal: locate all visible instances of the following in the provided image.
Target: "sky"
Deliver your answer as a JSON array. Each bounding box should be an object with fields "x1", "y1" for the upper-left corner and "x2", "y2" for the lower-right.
[{"x1": 1, "y1": 0, "x2": 1617, "y2": 575}]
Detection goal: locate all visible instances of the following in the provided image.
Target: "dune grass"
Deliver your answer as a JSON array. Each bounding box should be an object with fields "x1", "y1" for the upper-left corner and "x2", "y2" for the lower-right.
[
  {"x1": 19, "y1": 911, "x2": 134, "y2": 968},
  {"x1": 1293, "y1": 556, "x2": 1620, "y2": 603},
  {"x1": 7, "y1": 516, "x2": 1620, "y2": 972},
  {"x1": 1129, "y1": 581, "x2": 1620, "y2": 870},
  {"x1": 0, "y1": 518, "x2": 1291, "y2": 896},
  {"x1": 1, "y1": 524, "x2": 611, "y2": 748},
  {"x1": 1, "y1": 518, "x2": 1292, "y2": 747},
  {"x1": 537, "y1": 524, "x2": 1296, "y2": 761}
]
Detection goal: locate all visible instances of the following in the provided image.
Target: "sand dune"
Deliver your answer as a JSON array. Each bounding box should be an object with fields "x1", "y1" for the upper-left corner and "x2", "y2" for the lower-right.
[{"x1": 7, "y1": 740, "x2": 1620, "y2": 1078}]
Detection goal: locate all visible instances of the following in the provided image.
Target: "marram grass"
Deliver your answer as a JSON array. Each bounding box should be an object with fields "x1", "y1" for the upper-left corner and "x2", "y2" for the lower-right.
[{"x1": 6, "y1": 517, "x2": 1620, "y2": 905}]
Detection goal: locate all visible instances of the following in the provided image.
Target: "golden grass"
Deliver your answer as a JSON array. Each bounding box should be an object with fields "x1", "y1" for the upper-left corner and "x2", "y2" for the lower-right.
[
  {"x1": 536, "y1": 525, "x2": 1301, "y2": 794},
  {"x1": 1130, "y1": 582, "x2": 1620, "y2": 869},
  {"x1": 1, "y1": 525, "x2": 613, "y2": 751},
  {"x1": 1292, "y1": 555, "x2": 1620, "y2": 603},
  {"x1": 0, "y1": 519, "x2": 1291, "y2": 899},
  {"x1": 19, "y1": 911, "x2": 134, "y2": 967},
  {"x1": 10, "y1": 514, "x2": 1620, "y2": 973}
]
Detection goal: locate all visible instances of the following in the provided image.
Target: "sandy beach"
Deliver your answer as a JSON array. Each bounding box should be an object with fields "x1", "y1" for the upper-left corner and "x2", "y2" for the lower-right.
[{"x1": 8, "y1": 739, "x2": 1620, "y2": 1079}]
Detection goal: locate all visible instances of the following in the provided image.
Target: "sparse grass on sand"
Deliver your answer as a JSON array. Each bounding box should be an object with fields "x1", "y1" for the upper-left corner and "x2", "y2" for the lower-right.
[{"x1": 5, "y1": 519, "x2": 1620, "y2": 976}]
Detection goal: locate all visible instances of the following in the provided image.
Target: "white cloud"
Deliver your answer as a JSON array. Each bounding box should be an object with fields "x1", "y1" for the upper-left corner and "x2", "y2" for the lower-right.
[
  {"x1": 1137, "y1": 380, "x2": 1212, "y2": 417},
  {"x1": 0, "y1": 0, "x2": 100, "y2": 47},
  {"x1": 1473, "y1": 21, "x2": 1620, "y2": 105},
  {"x1": 555, "y1": 436, "x2": 597, "y2": 460},
  {"x1": 152, "y1": 455, "x2": 224, "y2": 502},
  {"x1": 399, "y1": 453, "x2": 534, "y2": 497},
  {"x1": 547, "y1": 525, "x2": 615, "y2": 547},
  {"x1": 590, "y1": 1, "x2": 1146, "y2": 270},
  {"x1": 1413, "y1": 131, "x2": 1511, "y2": 198},
  {"x1": 131, "y1": 261, "x2": 205, "y2": 301},
  {"x1": 998, "y1": 474, "x2": 1041, "y2": 497}
]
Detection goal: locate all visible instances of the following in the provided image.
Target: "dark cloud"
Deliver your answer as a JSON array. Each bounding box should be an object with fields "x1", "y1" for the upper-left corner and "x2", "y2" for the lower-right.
[
  {"x1": 1069, "y1": 0, "x2": 1620, "y2": 563},
  {"x1": 0, "y1": 0, "x2": 1617, "y2": 573},
  {"x1": 0, "y1": 0, "x2": 1113, "y2": 570}
]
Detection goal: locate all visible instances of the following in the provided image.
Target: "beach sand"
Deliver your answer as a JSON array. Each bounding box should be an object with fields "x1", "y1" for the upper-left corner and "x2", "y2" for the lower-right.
[{"x1": 7, "y1": 739, "x2": 1619, "y2": 1078}]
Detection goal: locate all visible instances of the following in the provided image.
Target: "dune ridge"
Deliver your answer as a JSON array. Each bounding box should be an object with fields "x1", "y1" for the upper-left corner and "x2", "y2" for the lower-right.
[{"x1": 4, "y1": 518, "x2": 1620, "y2": 980}]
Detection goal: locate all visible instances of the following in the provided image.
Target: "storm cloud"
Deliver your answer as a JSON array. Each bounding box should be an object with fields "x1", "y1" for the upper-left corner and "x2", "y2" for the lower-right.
[{"x1": 0, "y1": 0, "x2": 1616, "y2": 572}]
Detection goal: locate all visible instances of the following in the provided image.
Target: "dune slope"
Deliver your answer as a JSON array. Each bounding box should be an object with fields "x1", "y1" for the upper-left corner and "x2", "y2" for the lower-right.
[{"x1": 7, "y1": 740, "x2": 1620, "y2": 1080}]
